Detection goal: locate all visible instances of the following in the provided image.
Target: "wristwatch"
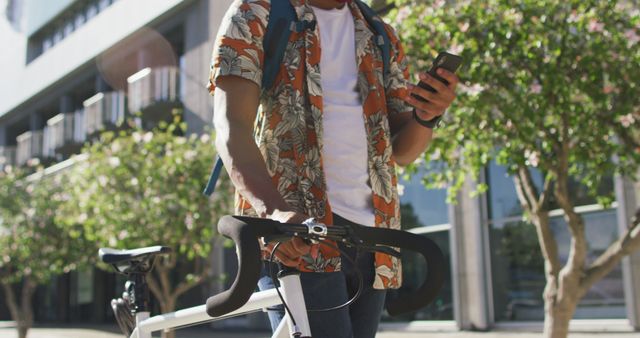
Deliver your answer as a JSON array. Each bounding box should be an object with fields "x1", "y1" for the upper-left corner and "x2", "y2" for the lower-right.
[{"x1": 413, "y1": 109, "x2": 442, "y2": 129}]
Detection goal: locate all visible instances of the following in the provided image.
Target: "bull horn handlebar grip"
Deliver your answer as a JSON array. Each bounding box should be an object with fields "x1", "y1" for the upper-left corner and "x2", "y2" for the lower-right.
[
  {"x1": 205, "y1": 216, "x2": 276, "y2": 317},
  {"x1": 348, "y1": 224, "x2": 446, "y2": 316},
  {"x1": 206, "y1": 215, "x2": 445, "y2": 317}
]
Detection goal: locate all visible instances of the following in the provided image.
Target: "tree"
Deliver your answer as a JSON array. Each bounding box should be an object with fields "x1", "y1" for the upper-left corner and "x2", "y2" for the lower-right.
[
  {"x1": 390, "y1": 0, "x2": 640, "y2": 337},
  {"x1": 0, "y1": 166, "x2": 87, "y2": 338},
  {"x1": 57, "y1": 118, "x2": 231, "y2": 338}
]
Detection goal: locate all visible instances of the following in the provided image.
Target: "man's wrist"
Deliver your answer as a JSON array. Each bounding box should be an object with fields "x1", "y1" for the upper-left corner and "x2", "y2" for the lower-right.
[
  {"x1": 269, "y1": 208, "x2": 309, "y2": 224},
  {"x1": 264, "y1": 206, "x2": 291, "y2": 219},
  {"x1": 413, "y1": 109, "x2": 442, "y2": 129}
]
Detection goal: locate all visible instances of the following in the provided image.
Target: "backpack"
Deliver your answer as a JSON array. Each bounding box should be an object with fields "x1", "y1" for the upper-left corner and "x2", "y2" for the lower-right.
[{"x1": 204, "y1": 0, "x2": 392, "y2": 197}]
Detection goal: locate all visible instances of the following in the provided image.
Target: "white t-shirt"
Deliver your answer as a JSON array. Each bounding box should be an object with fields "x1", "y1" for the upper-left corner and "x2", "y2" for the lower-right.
[{"x1": 312, "y1": 4, "x2": 375, "y2": 227}]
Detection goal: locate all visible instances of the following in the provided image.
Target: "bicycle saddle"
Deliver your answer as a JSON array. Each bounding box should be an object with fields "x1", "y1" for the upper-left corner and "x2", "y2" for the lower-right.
[{"x1": 99, "y1": 246, "x2": 172, "y2": 264}]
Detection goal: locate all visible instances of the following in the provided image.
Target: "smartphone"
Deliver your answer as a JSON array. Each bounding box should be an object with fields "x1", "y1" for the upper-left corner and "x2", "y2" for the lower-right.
[{"x1": 411, "y1": 51, "x2": 463, "y2": 102}]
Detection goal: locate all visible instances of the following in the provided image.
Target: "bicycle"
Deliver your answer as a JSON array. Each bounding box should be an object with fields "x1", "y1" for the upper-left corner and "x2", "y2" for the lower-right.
[{"x1": 99, "y1": 215, "x2": 445, "y2": 338}]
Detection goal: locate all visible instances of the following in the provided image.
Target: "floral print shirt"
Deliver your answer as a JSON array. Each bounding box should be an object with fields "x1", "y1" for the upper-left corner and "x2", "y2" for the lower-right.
[{"x1": 208, "y1": 0, "x2": 412, "y2": 289}]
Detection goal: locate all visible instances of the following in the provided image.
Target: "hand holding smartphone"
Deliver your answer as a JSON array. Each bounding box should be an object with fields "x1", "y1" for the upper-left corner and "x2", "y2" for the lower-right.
[{"x1": 411, "y1": 51, "x2": 462, "y2": 103}]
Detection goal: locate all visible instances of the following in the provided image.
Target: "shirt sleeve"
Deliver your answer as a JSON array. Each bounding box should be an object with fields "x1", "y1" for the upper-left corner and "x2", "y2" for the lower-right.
[
  {"x1": 383, "y1": 24, "x2": 413, "y2": 116},
  {"x1": 207, "y1": 0, "x2": 270, "y2": 95}
]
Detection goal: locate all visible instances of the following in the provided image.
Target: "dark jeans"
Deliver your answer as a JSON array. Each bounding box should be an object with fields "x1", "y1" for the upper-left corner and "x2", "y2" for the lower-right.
[{"x1": 257, "y1": 214, "x2": 387, "y2": 338}]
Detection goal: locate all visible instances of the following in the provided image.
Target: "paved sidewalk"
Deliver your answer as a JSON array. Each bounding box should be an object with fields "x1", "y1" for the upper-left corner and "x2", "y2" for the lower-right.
[{"x1": 0, "y1": 325, "x2": 638, "y2": 338}]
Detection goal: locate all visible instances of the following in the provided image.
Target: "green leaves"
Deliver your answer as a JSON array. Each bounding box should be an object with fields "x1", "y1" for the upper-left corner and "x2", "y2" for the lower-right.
[
  {"x1": 1, "y1": 115, "x2": 232, "y2": 289},
  {"x1": 57, "y1": 119, "x2": 231, "y2": 264},
  {"x1": 0, "y1": 168, "x2": 85, "y2": 285},
  {"x1": 392, "y1": 0, "x2": 640, "y2": 202}
]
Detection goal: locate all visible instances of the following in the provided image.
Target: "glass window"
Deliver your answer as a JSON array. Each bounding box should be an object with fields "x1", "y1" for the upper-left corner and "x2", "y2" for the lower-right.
[
  {"x1": 490, "y1": 208, "x2": 625, "y2": 321},
  {"x1": 546, "y1": 176, "x2": 614, "y2": 210},
  {"x1": 487, "y1": 161, "x2": 522, "y2": 220},
  {"x1": 384, "y1": 231, "x2": 453, "y2": 321},
  {"x1": 5, "y1": 0, "x2": 18, "y2": 25},
  {"x1": 42, "y1": 36, "x2": 53, "y2": 52},
  {"x1": 63, "y1": 19, "x2": 74, "y2": 37},
  {"x1": 399, "y1": 168, "x2": 449, "y2": 229},
  {"x1": 86, "y1": 3, "x2": 98, "y2": 20},
  {"x1": 77, "y1": 268, "x2": 94, "y2": 304},
  {"x1": 34, "y1": 275, "x2": 60, "y2": 321},
  {"x1": 486, "y1": 160, "x2": 614, "y2": 221},
  {"x1": 179, "y1": 55, "x2": 186, "y2": 101},
  {"x1": 486, "y1": 160, "x2": 543, "y2": 220},
  {"x1": 99, "y1": 0, "x2": 111, "y2": 11},
  {"x1": 52, "y1": 26, "x2": 64, "y2": 44},
  {"x1": 74, "y1": 10, "x2": 86, "y2": 28}
]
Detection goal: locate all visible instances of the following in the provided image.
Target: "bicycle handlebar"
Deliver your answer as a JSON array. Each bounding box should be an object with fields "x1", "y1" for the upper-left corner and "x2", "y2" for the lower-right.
[{"x1": 205, "y1": 215, "x2": 445, "y2": 317}]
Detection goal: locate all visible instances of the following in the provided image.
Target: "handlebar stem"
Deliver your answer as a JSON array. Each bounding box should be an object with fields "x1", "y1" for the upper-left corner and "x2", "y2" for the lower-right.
[{"x1": 302, "y1": 218, "x2": 328, "y2": 243}]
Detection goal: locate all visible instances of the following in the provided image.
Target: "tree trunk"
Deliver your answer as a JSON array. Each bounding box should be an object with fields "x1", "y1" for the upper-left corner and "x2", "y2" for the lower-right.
[
  {"x1": 17, "y1": 326, "x2": 28, "y2": 338},
  {"x1": 148, "y1": 263, "x2": 180, "y2": 338},
  {"x1": 2, "y1": 278, "x2": 36, "y2": 338},
  {"x1": 512, "y1": 168, "x2": 581, "y2": 338},
  {"x1": 159, "y1": 297, "x2": 177, "y2": 338},
  {"x1": 144, "y1": 255, "x2": 211, "y2": 338},
  {"x1": 543, "y1": 296, "x2": 577, "y2": 338}
]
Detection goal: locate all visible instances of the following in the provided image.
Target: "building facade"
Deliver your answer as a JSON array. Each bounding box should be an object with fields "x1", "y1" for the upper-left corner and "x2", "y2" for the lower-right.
[{"x1": 0, "y1": 0, "x2": 638, "y2": 333}]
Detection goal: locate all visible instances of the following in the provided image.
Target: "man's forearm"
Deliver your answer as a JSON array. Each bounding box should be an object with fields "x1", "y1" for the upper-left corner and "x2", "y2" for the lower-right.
[
  {"x1": 391, "y1": 114, "x2": 435, "y2": 166},
  {"x1": 213, "y1": 76, "x2": 294, "y2": 218},
  {"x1": 215, "y1": 126, "x2": 290, "y2": 218}
]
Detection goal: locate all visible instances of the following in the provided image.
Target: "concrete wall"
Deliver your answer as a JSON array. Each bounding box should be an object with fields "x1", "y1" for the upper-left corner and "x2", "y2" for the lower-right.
[
  {"x1": 616, "y1": 175, "x2": 640, "y2": 329},
  {"x1": 23, "y1": 0, "x2": 76, "y2": 35},
  {"x1": 181, "y1": 0, "x2": 232, "y2": 134},
  {"x1": 0, "y1": 0, "x2": 189, "y2": 118},
  {"x1": 0, "y1": 4, "x2": 28, "y2": 123},
  {"x1": 450, "y1": 175, "x2": 492, "y2": 330}
]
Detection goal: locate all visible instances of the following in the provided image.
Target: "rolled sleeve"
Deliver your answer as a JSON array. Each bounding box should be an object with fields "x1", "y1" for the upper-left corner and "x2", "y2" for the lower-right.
[
  {"x1": 383, "y1": 24, "x2": 413, "y2": 116},
  {"x1": 207, "y1": 0, "x2": 269, "y2": 95}
]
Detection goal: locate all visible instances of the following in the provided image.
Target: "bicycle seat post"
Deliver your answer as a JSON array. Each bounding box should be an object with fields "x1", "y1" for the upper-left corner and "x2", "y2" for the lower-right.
[
  {"x1": 128, "y1": 272, "x2": 151, "y2": 314},
  {"x1": 98, "y1": 246, "x2": 173, "y2": 337}
]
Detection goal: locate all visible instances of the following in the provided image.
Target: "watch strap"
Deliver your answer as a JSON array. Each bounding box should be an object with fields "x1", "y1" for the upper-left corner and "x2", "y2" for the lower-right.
[{"x1": 413, "y1": 109, "x2": 442, "y2": 129}]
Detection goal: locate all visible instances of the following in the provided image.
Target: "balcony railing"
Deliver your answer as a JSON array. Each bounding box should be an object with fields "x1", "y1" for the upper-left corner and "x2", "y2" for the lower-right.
[
  {"x1": 0, "y1": 146, "x2": 16, "y2": 168},
  {"x1": 73, "y1": 108, "x2": 86, "y2": 143},
  {"x1": 43, "y1": 113, "x2": 78, "y2": 159},
  {"x1": 16, "y1": 130, "x2": 44, "y2": 166},
  {"x1": 83, "y1": 91, "x2": 126, "y2": 137},
  {"x1": 127, "y1": 66, "x2": 180, "y2": 118},
  {"x1": 43, "y1": 125, "x2": 54, "y2": 159}
]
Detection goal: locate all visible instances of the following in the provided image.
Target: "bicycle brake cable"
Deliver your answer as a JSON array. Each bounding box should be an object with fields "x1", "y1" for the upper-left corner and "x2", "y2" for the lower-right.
[
  {"x1": 267, "y1": 239, "x2": 365, "y2": 316},
  {"x1": 306, "y1": 240, "x2": 363, "y2": 313},
  {"x1": 268, "y1": 242, "x2": 300, "y2": 330}
]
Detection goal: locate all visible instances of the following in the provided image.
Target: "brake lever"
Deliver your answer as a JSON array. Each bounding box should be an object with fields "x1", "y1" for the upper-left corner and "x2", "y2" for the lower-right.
[
  {"x1": 262, "y1": 221, "x2": 400, "y2": 259},
  {"x1": 261, "y1": 235, "x2": 292, "y2": 246}
]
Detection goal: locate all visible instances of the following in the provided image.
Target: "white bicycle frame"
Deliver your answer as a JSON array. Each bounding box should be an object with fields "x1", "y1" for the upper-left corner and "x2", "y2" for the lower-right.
[
  {"x1": 128, "y1": 273, "x2": 311, "y2": 338},
  {"x1": 109, "y1": 217, "x2": 443, "y2": 337}
]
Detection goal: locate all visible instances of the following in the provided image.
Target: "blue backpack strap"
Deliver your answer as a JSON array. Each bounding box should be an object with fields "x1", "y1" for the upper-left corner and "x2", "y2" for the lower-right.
[
  {"x1": 203, "y1": 155, "x2": 224, "y2": 197},
  {"x1": 204, "y1": 1, "x2": 300, "y2": 197},
  {"x1": 354, "y1": 0, "x2": 391, "y2": 77},
  {"x1": 262, "y1": 0, "x2": 299, "y2": 90},
  {"x1": 204, "y1": 1, "x2": 390, "y2": 197}
]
